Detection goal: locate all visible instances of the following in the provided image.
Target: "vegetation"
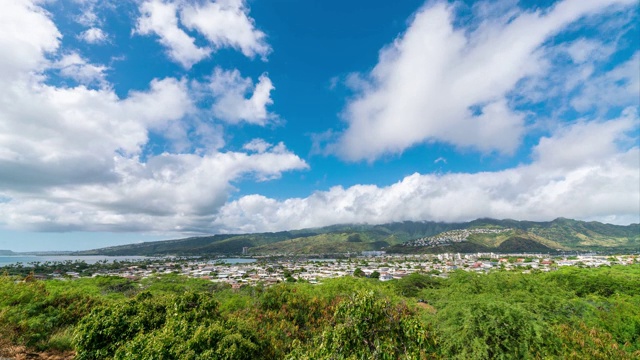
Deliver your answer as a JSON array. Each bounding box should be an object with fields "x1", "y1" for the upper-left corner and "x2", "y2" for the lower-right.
[{"x1": 0, "y1": 265, "x2": 639, "y2": 359}]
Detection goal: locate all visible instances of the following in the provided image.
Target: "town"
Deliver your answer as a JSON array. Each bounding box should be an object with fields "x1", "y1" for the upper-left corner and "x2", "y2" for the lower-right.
[{"x1": 15, "y1": 252, "x2": 638, "y2": 288}]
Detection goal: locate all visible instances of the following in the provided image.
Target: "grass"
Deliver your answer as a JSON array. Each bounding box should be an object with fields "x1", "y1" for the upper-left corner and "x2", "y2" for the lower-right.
[{"x1": 46, "y1": 326, "x2": 74, "y2": 351}]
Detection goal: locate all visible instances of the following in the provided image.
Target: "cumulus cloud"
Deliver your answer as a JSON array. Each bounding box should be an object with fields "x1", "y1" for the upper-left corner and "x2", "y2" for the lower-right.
[
  {"x1": 180, "y1": 0, "x2": 270, "y2": 59},
  {"x1": 204, "y1": 67, "x2": 275, "y2": 125},
  {"x1": 0, "y1": 148, "x2": 307, "y2": 232},
  {"x1": 243, "y1": 138, "x2": 272, "y2": 153},
  {"x1": 78, "y1": 27, "x2": 108, "y2": 44},
  {"x1": 53, "y1": 52, "x2": 108, "y2": 86},
  {"x1": 532, "y1": 108, "x2": 638, "y2": 169},
  {"x1": 135, "y1": 0, "x2": 211, "y2": 68},
  {"x1": 0, "y1": 0, "x2": 60, "y2": 78},
  {"x1": 0, "y1": 76, "x2": 193, "y2": 191},
  {"x1": 215, "y1": 110, "x2": 640, "y2": 233},
  {"x1": 331, "y1": 0, "x2": 637, "y2": 161},
  {"x1": 72, "y1": 0, "x2": 105, "y2": 27},
  {"x1": 0, "y1": 0, "x2": 307, "y2": 233},
  {"x1": 135, "y1": 0, "x2": 269, "y2": 68}
]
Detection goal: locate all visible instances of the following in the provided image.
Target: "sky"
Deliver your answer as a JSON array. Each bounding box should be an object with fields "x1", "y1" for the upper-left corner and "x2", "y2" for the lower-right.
[{"x1": 0, "y1": 0, "x2": 638, "y2": 251}]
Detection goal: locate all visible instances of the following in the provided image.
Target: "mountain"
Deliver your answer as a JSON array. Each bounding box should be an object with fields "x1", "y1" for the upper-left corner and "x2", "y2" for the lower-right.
[
  {"x1": 388, "y1": 219, "x2": 639, "y2": 254},
  {"x1": 75, "y1": 218, "x2": 639, "y2": 256},
  {"x1": 0, "y1": 250, "x2": 16, "y2": 256}
]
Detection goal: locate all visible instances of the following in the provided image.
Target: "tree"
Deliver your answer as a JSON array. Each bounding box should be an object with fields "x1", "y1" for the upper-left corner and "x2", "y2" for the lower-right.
[
  {"x1": 347, "y1": 234, "x2": 362, "y2": 242},
  {"x1": 353, "y1": 268, "x2": 365, "y2": 277}
]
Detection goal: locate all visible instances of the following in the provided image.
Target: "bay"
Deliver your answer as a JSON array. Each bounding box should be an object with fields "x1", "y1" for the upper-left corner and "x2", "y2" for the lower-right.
[
  {"x1": 0, "y1": 255, "x2": 149, "y2": 267},
  {"x1": 211, "y1": 258, "x2": 256, "y2": 264}
]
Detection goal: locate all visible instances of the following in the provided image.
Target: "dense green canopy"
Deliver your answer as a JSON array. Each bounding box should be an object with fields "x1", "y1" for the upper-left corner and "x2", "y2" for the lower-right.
[{"x1": 1, "y1": 265, "x2": 639, "y2": 359}]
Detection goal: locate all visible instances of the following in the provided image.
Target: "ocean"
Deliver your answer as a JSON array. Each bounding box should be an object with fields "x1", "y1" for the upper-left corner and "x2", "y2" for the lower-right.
[{"x1": 0, "y1": 255, "x2": 149, "y2": 267}]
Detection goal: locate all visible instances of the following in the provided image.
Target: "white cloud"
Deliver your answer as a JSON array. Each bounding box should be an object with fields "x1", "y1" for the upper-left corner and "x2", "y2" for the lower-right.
[
  {"x1": 54, "y1": 52, "x2": 108, "y2": 86},
  {"x1": 135, "y1": 0, "x2": 211, "y2": 68},
  {"x1": 565, "y1": 38, "x2": 615, "y2": 64},
  {"x1": 180, "y1": 0, "x2": 270, "y2": 59},
  {"x1": 76, "y1": 10, "x2": 99, "y2": 27},
  {"x1": 135, "y1": 0, "x2": 269, "y2": 68},
  {"x1": 571, "y1": 52, "x2": 640, "y2": 113},
  {"x1": 206, "y1": 67, "x2": 275, "y2": 125},
  {"x1": 71, "y1": 0, "x2": 106, "y2": 27},
  {"x1": 0, "y1": 0, "x2": 60, "y2": 78},
  {"x1": 332, "y1": 0, "x2": 637, "y2": 161},
  {"x1": 0, "y1": 76, "x2": 193, "y2": 190},
  {"x1": 243, "y1": 138, "x2": 272, "y2": 153},
  {"x1": 215, "y1": 110, "x2": 640, "y2": 232},
  {"x1": 0, "y1": 148, "x2": 308, "y2": 232},
  {"x1": 78, "y1": 27, "x2": 108, "y2": 44},
  {"x1": 533, "y1": 108, "x2": 638, "y2": 169},
  {"x1": 511, "y1": 43, "x2": 636, "y2": 114},
  {"x1": 0, "y1": 0, "x2": 307, "y2": 233},
  {"x1": 193, "y1": 121, "x2": 226, "y2": 151}
]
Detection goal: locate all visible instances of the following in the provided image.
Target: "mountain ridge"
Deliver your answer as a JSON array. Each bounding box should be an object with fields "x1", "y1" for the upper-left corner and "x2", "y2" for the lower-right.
[{"x1": 74, "y1": 218, "x2": 639, "y2": 256}]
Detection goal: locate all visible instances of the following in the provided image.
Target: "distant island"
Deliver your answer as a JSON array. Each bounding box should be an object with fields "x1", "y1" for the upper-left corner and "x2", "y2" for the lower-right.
[
  {"x1": 75, "y1": 218, "x2": 639, "y2": 256},
  {"x1": 0, "y1": 250, "x2": 15, "y2": 256}
]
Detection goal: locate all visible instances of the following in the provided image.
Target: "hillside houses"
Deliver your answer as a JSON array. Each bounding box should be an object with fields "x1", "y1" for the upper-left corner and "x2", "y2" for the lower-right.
[{"x1": 404, "y1": 228, "x2": 512, "y2": 247}]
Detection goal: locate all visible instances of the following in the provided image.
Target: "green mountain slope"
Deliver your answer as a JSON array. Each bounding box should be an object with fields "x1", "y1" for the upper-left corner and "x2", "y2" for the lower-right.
[
  {"x1": 388, "y1": 220, "x2": 639, "y2": 254},
  {"x1": 76, "y1": 221, "x2": 461, "y2": 256},
  {"x1": 76, "y1": 232, "x2": 292, "y2": 256},
  {"x1": 249, "y1": 231, "x2": 399, "y2": 254},
  {"x1": 76, "y1": 218, "x2": 639, "y2": 256}
]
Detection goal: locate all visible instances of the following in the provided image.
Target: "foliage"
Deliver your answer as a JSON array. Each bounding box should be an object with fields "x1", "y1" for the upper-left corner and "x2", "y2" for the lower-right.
[
  {"x1": 1, "y1": 265, "x2": 639, "y2": 359},
  {"x1": 251, "y1": 232, "x2": 394, "y2": 255},
  {"x1": 434, "y1": 297, "x2": 553, "y2": 359},
  {"x1": 139, "y1": 273, "x2": 231, "y2": 294},
  {"x1": 393, "y1": 272, "x2": 444, "y2": 297},
  {"x1": 553, "y1": 321, "x2": 640, "y2": 359},
  {"x1": 75, "y1": 291, "x2": 265, "y2": 360},
  {"x1": 0, "y1": 275, "x2": 98, "y2": 350},
  {"x1": 546, "y1": 265, "x2": 640, "y2": 297},
  {"x1": 289, "y1": 290, "x2": 435, "y2": 359},
  {"x1": 347, "y1": 233, "x2": 363, "y2": 242}
]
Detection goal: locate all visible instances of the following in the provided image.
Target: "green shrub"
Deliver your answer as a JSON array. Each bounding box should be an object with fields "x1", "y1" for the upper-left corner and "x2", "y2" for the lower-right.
[
  {"x1": 74, "y1": 292, "x2": 168, "y2": 359},
  {"x1": 291, "y1": 290, "x2": 435, "y2": 359},
  {"x1": 0, "y1": 276, "x2": 97, "y2": 350},
  {"x1": 434, "y1": 297, "x2": 555, "y2": 359},
  {"x1": 75, "y1": 291, "x2": 264, "y2": 359}
]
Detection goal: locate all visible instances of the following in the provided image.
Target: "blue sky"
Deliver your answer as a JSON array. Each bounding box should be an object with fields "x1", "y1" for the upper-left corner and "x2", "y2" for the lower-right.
[{"x1": 0, "y1": 0, "x2": 638, "y2": 251}]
